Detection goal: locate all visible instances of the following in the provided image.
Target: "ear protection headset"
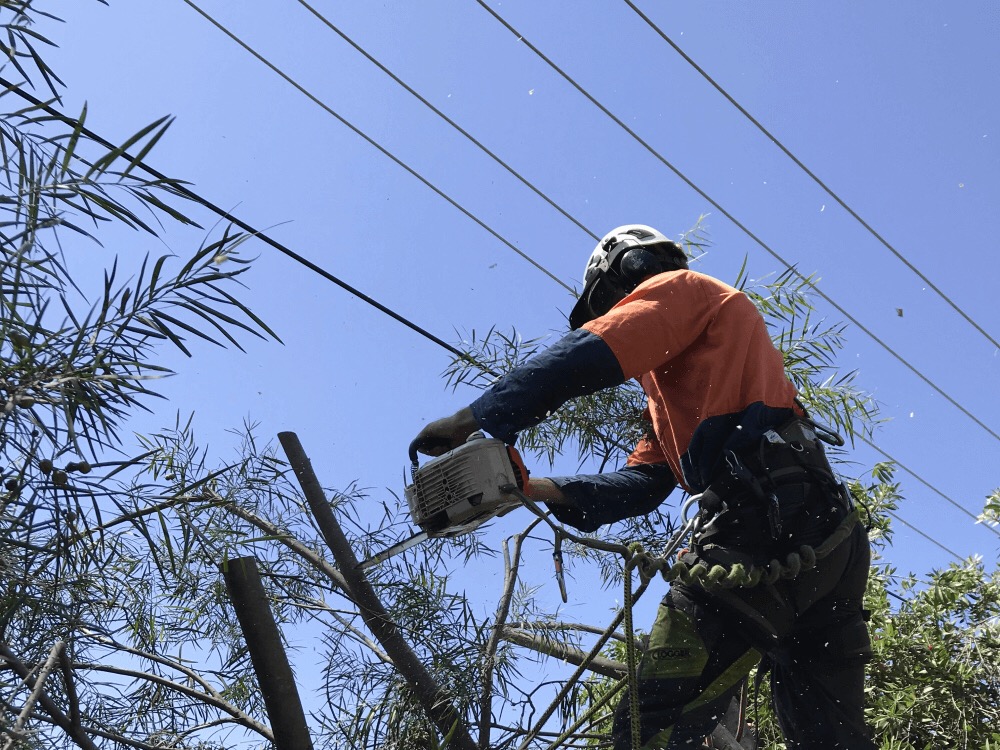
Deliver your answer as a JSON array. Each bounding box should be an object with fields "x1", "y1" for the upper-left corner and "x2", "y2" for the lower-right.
[
  {"x1": 618, "y1": 242, "x2": 668, "y2": 286},
  {"x1": 569, "y1": 225, "x2": 687, "y2": 329}
]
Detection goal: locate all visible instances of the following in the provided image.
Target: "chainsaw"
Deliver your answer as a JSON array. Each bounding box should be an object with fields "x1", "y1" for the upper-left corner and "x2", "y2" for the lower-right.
[{"x1": 357, "y1": 432, "x2": 524, "y2": 569}]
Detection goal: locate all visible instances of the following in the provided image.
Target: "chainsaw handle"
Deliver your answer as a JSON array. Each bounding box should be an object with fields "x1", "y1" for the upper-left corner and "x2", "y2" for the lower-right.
[{"x1": 408, "y1": 436, "x2": 454, "y2": 466}]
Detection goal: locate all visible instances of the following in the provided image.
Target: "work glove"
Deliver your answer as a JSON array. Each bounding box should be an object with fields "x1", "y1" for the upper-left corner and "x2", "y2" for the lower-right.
[{"x1": 413, "y1": 407, "x2": 479, "y2": 456}]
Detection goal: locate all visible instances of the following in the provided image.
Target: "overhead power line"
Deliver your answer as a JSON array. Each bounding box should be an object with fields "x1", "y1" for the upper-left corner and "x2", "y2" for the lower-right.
[
  {"x1": 287, "y1": 0, "x2": 1000, "y2": 537},
  {"x1": 0, "y1": 76, "x2": 469, "y2": 363},
  {"x1": 623, "y1": 0, "x2": 1000, "y2": 354},
  {"x1": 285, "y1": 1, "x2": 1000, "y2": 534},
  {"x1": 293, "y1": 0, "x2": 599, "y2": 242},
  {"x1": 172, "y1": 2, "x2": 991, "y2": 551},
  {"x1": 860, "y1": 434, "x2": 1000, "y2": 539},
  {"x1": 473, "y1": 0, "x2": 1000, "y2": 447},
  {"x1": 887, "y1": 510, "x2": 964, "y2": 562},
  {"x1": 179, "y1": 0, "x2": 574, "y2": 294}
]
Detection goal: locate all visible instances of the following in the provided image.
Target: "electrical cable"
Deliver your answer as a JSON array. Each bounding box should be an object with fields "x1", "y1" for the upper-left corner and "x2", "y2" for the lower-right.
[
  {"x1": 3, "y1": 12, "x2": 974, "y2": 563},
  {"x1": 473, "y1": 0, "x2": 1000, "y2": 447},
  {"x1": 1, "y1": 63, "x2": 621, "y2": 467},
  {"x1": 164, "y1": 5, "x2": 1000, "y2": 557},
  {"x1": 887, "y1": 510, "x2": 964, "y2": 562},
  {"x1": 859, "y1": 434, "x2": 1000, "y2": 539},
  {"x1": 284, "y1": 1, "x2": 996, "y2": 542},
  {"x1": 623, "y1": 0, "x2": 1000, "y2": 354},
  {"x1": 181, "y1": 6, "x2": 993, "y2": 699},
  {"x1": 0, "y1": 75, "x2": 470, "y2": 364},
  {"x1": 179, "y1": 0, "x2": 574, "y2": 294},
  {"x1": 886, "y1": 589, "x2": 907, "y2": 604},
  {"x1": 293, "y1": 0, "x2": 599, "y2": 242},
  {"x1": 286, "y1": 1, "x2": 993, "y2": 551},
  {"x1": 2, "y1": 18, "x2": 981, "y2": 741}
]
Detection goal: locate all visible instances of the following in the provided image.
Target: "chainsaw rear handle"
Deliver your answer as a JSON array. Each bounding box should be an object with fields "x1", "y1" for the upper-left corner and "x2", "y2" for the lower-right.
[
  {"x1": 409, "y1": 431, "x2": 489, "y2": 465},
  {"x1": 408, "y1": 436, "x2": 455, "y2": 467}
]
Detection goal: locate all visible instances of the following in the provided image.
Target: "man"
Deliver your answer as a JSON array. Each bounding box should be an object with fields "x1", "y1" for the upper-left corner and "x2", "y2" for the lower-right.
[{"x1": 414, "y1": 225, "x2": 875, "y2": 749}]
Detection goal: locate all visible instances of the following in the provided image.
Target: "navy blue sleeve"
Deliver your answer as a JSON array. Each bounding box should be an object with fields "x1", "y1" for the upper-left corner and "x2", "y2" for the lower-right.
[
  {"x1": 546, "y1": 463, "x2": 677, "y2": 533},
  {"x1": 470, "y1": 329, "x2": 625, "y2": 445}
]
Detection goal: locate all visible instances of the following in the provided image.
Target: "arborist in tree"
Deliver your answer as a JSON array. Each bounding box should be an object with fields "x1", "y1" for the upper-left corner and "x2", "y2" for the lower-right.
[{"x1": 414, "y1": 225, "x2": 875, "y2": 749}]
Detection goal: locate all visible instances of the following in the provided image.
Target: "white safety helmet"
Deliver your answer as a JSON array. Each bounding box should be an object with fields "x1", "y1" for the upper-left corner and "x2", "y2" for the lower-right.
[{"x1": 568, "y1": 224, "x2": 686, "y2": 329}]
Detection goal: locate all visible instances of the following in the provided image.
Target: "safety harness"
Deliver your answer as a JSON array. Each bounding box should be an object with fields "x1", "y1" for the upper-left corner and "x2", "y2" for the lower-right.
[{"x1": 509, "y1": 418, "x2": 858, "y2": 748}]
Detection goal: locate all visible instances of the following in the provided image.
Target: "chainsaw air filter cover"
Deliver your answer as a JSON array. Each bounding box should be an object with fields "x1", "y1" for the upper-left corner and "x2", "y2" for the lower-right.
[{"x1": 405, "y1": 433, "x2": 521, "y2": 537}]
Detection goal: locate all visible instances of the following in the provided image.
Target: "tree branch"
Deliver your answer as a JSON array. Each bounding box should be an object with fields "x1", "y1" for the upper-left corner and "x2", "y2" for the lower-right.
[
  {"x1": 219, "y1": 494, "x2": 352, "y2": 593},
  {"x1": 2, "y1": 640, "x2": 65, "y2": 750},
  {"x1": 516, "y1": 577, "x2": 654, "y2": 750},
  {"x1": 15, "y1": 710, "x2": 249, "y2": 750},
  {"x1": 508, "y1": 621, "x2": 629, "y2": 643},
  {"x1": 500, "y1": 626, "x2": 627, "y2": 679},
  {"x1": 479, "y1": 519, "x2": 541, "y2": 748},
  {"x1": 71, "y1": 660, "x2": 272, "y2": 740},
  {"x1": 279, "y1": 431, "x2": 478, "y2": 750},
  {"x1": 288, "y1": 591, "x2": 394, "y2": 666},
  {"x1": 221, "y1": 555, "x2": 314, "y2": 749},
  {"x1": 0, "y1": 642, "x2": 100, "y2": 750},
  {"x1": 79, "y1": 627, "x2": 235, "y2": 704}
]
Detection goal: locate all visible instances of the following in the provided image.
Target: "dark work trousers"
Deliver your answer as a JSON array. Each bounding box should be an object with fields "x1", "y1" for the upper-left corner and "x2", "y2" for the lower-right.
[{"x1": 611, "y1": 521, "x2": 875, "y2": 749}]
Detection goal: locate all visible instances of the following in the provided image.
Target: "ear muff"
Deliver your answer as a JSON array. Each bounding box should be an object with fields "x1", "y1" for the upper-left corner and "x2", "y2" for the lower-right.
[
  {"x1": 569, "y1": 229, "x2": 687, "y2": 329},
  {"x1": 618, "y1": 242, "x2": 688, "y2": 286},
  {"x1": 618, "y1": 247, "x2": 663, "y2": 285}
]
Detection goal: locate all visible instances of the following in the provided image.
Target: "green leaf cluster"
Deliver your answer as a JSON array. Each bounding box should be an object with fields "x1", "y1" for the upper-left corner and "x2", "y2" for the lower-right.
[
  {"x1": 1, "y1": 3, "x2": 280, "y2": 747},
  {"x1": 865, "y1": 557, "x2": 1000, "y2": 750}
]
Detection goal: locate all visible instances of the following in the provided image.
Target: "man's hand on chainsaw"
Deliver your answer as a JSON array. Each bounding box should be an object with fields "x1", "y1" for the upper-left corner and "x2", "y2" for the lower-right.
[
  {"x1": 413, "y1": 406, "x2": 480, "y2": 456},
  {"x1": 413, "y1": 411, "x2": 571, "y2": 505},
  {"x1": 503, "y1": 447, "x2": 571, "y2": 507}
]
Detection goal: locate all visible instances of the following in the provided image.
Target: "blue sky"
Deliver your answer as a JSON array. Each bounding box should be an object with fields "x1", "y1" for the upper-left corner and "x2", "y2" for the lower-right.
[{"x1": 34, "y1": 0, "x2": 999, "y2": 654}]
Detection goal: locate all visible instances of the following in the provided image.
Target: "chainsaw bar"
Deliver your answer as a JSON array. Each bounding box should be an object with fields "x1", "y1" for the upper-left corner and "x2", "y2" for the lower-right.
[{"x1": 356, "y1": 530, "x2": 429, "y2": 570}]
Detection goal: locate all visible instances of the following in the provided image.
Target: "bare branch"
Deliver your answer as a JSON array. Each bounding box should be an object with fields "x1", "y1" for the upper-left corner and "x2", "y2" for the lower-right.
[
  {"x1": 2, "y1": 640, "x2": 65, "y2": 750},
  {"x1": 479, "y1": 519, "x2": 541, "y2": 748},
  {"x1": 0, "y1": 642, "x2": 100, "y2": 750},
  {"x1": 70, "y1": 661, "x2": 273, "y2": 740},
  {"x1": 219, "y1": 495, "x2": 352, "y2": 593},
  {"x1": 499, "y1": 627, "x2": 626, "y2": 679},
  {"x1": 279, "y1": 431, "x2": 478, "y2": 750}
]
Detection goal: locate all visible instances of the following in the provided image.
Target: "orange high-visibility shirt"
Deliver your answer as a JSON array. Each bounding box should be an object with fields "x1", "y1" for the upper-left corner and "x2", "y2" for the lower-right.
[{"x1": 583, "y1": 269, "x2": 801, "y2": 492}]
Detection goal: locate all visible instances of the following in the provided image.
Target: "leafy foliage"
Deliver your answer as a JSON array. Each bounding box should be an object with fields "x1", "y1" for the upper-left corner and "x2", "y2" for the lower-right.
[
  {"x1": 980, "y1": 489, "x2": 1000, "y2": 532},
  {"x1": 738, "y1": 266, "x2": 880, "y2": 445},
  {"x1": 865, "y1": 559, "x2": 1000, "y2": 750},
  {"x1": 1, "y1": 3, "x2": 279, "y2": 747}
]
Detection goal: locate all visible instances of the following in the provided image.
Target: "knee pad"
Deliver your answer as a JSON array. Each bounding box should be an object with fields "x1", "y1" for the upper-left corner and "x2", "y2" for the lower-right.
[{"x1": 641, "y1": 604, "x2": 710, "y2": 680}]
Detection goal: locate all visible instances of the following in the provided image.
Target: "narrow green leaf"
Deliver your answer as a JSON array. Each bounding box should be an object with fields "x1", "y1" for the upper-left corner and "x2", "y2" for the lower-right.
[
  {"x1": 120, "y1": 116, "x2": 174, "y2": 180},
  {"x1": 84, "y1": 114, "x2": 172, "y2": 180},
  {"x1": 150, "y1": 308, "x2": 225, "y2": 346}
]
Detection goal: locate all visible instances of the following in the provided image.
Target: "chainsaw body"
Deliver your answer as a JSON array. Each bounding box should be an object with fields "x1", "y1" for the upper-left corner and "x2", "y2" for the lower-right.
[{"x1": 405, "y1": 433, "x2": 521, "y2": 537}]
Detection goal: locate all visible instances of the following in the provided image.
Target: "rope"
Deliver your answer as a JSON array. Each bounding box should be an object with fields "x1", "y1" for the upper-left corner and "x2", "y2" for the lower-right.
[
  {"x1": 609, "y1": 511, "x2": 857, "y2": 749},
  {"x1": 623, "y1": 545, "x2": 642, "y2": 750},
  {"x1": 632, "y1": 511, "x2": 859, "y2": 591}
]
